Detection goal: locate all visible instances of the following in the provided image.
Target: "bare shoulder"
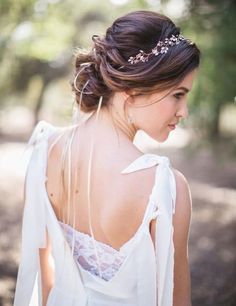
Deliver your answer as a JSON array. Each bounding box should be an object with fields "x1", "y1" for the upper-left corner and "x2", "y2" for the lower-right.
[
  {"x1": 172, "y1": 168, "x2": 192, "y2": 253},
  {"x1": 171, "y1": 169, "x2": 192, "y2": 304},
  {"x1": 173, "y1": 168, "x2": 190, "y2": 192},
  {"x1": 48, "y1": 125, "x2": 74, "y2": 152},
  {"x1": 46, "y1": 126, "x2": 76, "y2": 211},
  {"x1": 172, "y1": 168, "x2": 192, "y2": 213}
]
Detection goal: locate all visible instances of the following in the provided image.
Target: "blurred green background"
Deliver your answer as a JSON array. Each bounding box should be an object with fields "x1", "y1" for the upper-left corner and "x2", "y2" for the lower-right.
[
  {"x1": 1, "y1": 0, "x2": 236, "y2": 141},
  {"x1": 0, "y1": 0, "x2": 235, "y2": 305}
]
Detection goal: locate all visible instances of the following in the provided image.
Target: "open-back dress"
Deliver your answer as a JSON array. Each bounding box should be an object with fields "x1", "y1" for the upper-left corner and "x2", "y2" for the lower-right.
[{"x1": 13, "y1": 120, "x2": 176, "y2": 306}]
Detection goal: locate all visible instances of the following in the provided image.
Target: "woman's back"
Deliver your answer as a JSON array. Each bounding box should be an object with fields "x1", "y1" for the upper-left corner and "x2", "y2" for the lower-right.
[
  {"x1": 46, "y1": 113, "x2": 158, "y2": 251},
  {"x1": 13, "y1": 120, "x2": 188, "y2": 306}
]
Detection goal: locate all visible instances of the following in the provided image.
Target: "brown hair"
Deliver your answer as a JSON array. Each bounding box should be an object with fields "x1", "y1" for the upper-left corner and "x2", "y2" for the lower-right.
[{"x1": 71, "y1": 10, "x2": 200, "y2": 113}]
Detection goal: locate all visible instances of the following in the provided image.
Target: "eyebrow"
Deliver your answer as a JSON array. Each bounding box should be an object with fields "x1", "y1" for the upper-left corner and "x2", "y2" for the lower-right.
[{"x1": 175, "y1": 86, "x2": 190, "y2": 93}]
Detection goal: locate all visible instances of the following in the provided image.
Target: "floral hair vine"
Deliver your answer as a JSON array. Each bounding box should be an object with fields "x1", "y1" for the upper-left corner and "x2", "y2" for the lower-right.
[{"x1": 127, "y1": 34, "x2": 193, "y2": 64}]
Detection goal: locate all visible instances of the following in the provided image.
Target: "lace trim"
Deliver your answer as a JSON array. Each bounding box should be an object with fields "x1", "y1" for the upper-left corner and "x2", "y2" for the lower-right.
[{"x1": 59, "y1": 222, "x2": 127, "y2": 281}]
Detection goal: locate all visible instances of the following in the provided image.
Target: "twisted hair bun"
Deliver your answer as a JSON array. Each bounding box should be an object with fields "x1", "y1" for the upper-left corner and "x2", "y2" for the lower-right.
[
  {"x1": 71, "y1": 40, "x2": 112, "y2": 112},
  {"x1": 71, "y1": 10, "x2": 200, "y2": 113}
]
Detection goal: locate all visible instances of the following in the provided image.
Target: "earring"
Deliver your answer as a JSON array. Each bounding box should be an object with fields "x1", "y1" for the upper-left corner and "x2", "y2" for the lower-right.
[{"x1": 127, "y1": 113, "x2": 134, "y2": 124}]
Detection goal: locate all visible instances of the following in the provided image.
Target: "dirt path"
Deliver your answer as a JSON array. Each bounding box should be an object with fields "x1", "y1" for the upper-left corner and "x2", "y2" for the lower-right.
[{"x1": 0, "y1": 134, "x2": 235, "y2": 306}]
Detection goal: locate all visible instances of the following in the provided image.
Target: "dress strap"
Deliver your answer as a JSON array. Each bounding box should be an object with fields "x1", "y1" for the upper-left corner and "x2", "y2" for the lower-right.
[
  {"x1": 121, "y1": 153, "x2": 176, "y2": 216},
  {"x1": 122, "y1": 153, "x2": 176, "y2": 306},
  {"x1": 14, "y1": 120, "x2": 89, "y2": 306},
  {"x1": 14, "y1": 120, "x2": 57, "y2": 306},
  {"x1": 146, "y1": 155, "x2": 176, "y2": 306},
  {"x1": 24, "y1": 120, "x2": 57, "y2": 247},
  {"x1": 121, "y1": 153, "x2": 170, "y2": 174},
  {"x1": 26, "y1": 120, "x2": 56, "y2": 147}
]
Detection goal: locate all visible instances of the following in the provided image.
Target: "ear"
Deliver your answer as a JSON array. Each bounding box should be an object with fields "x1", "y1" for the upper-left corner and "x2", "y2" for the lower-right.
[
  {"x1": 120, "y1": 91, "x2": 134, "y2": 107},
  {"x1": 122, "y1": 89, "x2": 137, "y2": 99}
]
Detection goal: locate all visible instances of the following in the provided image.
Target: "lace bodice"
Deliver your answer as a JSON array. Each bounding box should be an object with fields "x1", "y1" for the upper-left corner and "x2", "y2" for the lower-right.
[{"x1": 59, "y1": 222, "x2": 127, "y2": 281}]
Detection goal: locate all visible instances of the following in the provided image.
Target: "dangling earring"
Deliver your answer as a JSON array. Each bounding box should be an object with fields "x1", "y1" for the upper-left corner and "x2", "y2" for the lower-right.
[
  {"x1": 127, "y1": 113, "x2": 134, "y2": 124},
  {"x1": 125, "y1": 95, "x2": 135, "y2": 125}
]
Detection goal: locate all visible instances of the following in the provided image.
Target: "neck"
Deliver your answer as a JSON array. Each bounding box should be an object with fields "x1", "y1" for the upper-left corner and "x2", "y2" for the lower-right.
[
  {"x1": 84, "y1": 93, "x2": 137, "y2": 143},
  {"x1": 86, "y1": 94, "x2": 138, "y2": 143}
]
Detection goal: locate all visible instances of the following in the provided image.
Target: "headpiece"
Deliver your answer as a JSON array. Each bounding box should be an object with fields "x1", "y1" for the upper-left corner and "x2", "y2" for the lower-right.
[{"x1": 127, "y1": 34, "x2": 193, "y2": 64}]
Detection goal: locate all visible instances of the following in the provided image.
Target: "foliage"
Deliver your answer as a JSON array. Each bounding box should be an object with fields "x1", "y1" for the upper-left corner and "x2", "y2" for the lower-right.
[
  {"x1": 0, "y1": 0, "x2": 235, "y2": 138},
  {"x1": 181, "y1": 0, "x2": 236, "y2": 137}
]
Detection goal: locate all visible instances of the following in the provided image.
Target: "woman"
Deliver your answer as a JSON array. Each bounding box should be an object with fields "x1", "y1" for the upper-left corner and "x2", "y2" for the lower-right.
[{"x1": 14, "y1": 10, "x2": 200, "y2": 306}]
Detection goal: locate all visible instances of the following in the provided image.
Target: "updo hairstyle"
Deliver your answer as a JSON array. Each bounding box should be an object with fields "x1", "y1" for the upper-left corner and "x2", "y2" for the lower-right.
[{"x1": 71, "y1": 10, "x2": 200, "y2": 112}]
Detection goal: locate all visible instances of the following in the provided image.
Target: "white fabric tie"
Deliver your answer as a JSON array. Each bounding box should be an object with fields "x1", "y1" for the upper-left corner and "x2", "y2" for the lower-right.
[{"x1": 121, "y1": 153, "x2": 176, "y2": 306}]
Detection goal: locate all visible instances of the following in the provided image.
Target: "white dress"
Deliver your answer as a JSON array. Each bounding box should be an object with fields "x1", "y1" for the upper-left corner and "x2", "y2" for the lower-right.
[{"x1": 13, "y1": 120, "x2": 176, "y2": 306}]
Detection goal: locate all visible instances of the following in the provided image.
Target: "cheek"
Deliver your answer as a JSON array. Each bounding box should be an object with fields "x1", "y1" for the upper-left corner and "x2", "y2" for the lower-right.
[
  {"x1": 147, "y1": 103, "x2": 176, "y2": 140},
  {"x1": 158, "y1": 101, "x2": 176, "y2": 121},
  {"x1": 152, "y1": 101, "x2": 174, "y2": 123},
  {"x1": 134, "y1": 99, "x2": 176, "y2": 135},
  {"x1": 135, "y1": 109, "x2": 163, "y2": 139},
  {"x1": 146, "y1": 108, "x2": 163, "y2": 127}
]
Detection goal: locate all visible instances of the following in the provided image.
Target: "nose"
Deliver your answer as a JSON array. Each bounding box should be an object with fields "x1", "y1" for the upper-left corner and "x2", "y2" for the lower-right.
[{"x1": 176, "y1": 101, "x2": 189, "y2": 119}]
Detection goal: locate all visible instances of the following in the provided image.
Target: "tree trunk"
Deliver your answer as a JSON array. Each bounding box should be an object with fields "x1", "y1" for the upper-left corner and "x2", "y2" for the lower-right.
[
  {"x1": 209, "y1": 103, "x2": 221, "y2": 140},
  {"x1": 33, "y1": 79, "x2": 47, "y2": 125}
]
